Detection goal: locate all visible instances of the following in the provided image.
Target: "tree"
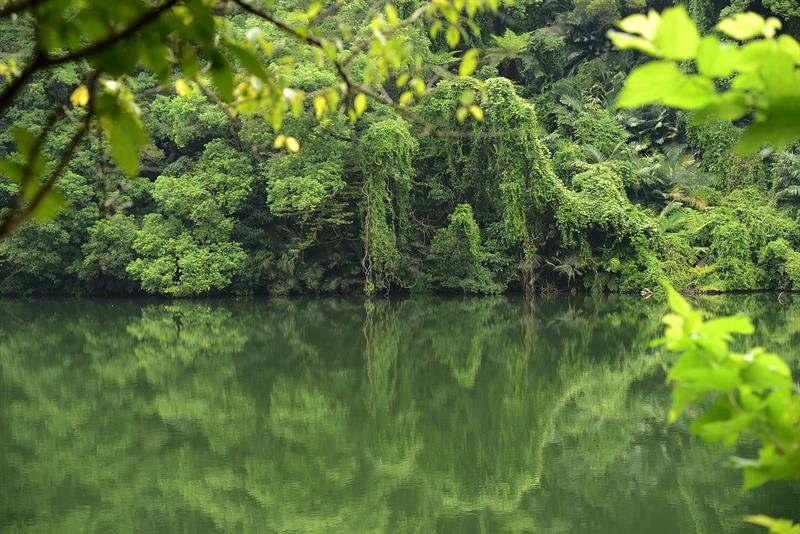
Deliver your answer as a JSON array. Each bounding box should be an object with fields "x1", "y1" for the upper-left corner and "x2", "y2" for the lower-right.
[{"x1": 0, "y1": 0, "x2": 502, "y2": 238}]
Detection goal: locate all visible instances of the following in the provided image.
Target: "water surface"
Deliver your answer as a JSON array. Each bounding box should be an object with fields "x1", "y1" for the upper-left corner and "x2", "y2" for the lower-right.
[{"x1": 1, "y1": 294, "x2": 798, "y2": 532}]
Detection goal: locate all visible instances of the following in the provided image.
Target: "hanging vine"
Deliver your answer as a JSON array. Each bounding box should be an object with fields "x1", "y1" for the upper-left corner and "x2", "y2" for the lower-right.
[{"x1": 357, "y1": 119, "x2": 418, "y2": 294}]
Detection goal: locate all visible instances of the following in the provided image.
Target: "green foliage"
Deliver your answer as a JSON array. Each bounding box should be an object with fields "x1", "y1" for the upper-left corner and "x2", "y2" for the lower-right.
[
  {"x1": 656, "y1": 285, "x2": 800, "y2": 502},
  {"x1": 2, "y1": 0, "x2": 800, "y2": 296},
  {"x1": 146, "y1": 91, "x2": 229, "y2": 149},
  {"x1": 126, "y1": 140, "x2": 253, "y2": 296},
  {"x1": 685, "y1": 119, "x2": 768, "y2": 192},
  {"x1": 77, "y1": 213, "x2": 138, "y2": 293},
  {"x1": 758, "y1": 238, "x2": 800, "y2": 290},
  {"x1": 358, "y1": 119, "x2": 418, "y2": 294},
  {"x1": 428, "y1": 203, "x2": 502, "y2": 293},
  {"x1": 572, "y1": 106, "x2": 629, "y2": 157},
  {"x1": 610, "y1": 7, "x2": 800, "y2": 152}
]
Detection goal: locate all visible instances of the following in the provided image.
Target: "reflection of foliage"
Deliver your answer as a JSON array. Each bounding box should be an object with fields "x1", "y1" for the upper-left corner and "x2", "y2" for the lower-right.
[{"x1": 1, "y1": 296, "x2": 798, "y2": 532}]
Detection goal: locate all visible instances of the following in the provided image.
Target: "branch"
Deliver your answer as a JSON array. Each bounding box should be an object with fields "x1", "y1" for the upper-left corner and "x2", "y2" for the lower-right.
[
  {"x1": 0, "y1": 73, "x2": 97, "y2": 238},
  {"x1": 231, "y1": 0, "x2": 327, "y2": 48},
  {"x1": 0, "y1": 0, "x2": 179, "y2": 115},
  {"x1": 341, "y1": 2, "x2": 431, "y2": 67},
  {"x1": 230, "y1": 0, "x2": 358, "y2": 92},
  {"x1": 232, "y1": 0, "x2": 534, "y2": 141},
  {"x1": 0, "y1": 112, "x2": 91, "y2": 238}
]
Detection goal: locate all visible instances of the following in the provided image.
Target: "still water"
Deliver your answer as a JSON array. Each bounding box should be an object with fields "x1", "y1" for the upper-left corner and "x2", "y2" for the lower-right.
[{"x1": 1, "y1": 295, "x2": 798, "y2": 533}]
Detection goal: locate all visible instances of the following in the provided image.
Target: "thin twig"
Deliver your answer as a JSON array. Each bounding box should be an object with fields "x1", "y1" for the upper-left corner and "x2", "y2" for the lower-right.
[{"x1": 0, "y1": 73, "x2": 97, "y2": 238}]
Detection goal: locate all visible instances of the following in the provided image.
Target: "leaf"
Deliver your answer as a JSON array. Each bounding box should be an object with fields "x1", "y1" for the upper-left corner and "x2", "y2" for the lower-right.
[
  {"x1": 615, "y1": 61, "x2": 687, "y2": 108},
  {"x1": 664, "y1": 76, "x2": 718, "y2": 109},
  {"x1": 107, "y1": 110, "x2": 148, "y2": 177},
  {"x1": 398, "y1": 91, "x2": 414, "y2": 107},
  {"x1": 446, "y1": 25, "x2": 460, "y2": 48},
  {"x1": 175, "y1": 79, "x2": 191, "y2": 96},
  {"x1": 459, "y1": 48, "x2": 479, "y2": 76},
  {"x1": 693, "y1": 92, "x2": 748, "y2": 122},
  {"x1": 210, "y1": 53, "x2": 234, "y2": 101},
  {"x1": 655, "y1": 6, "x2": 700, "y2": 60},
  {"x1": 703, "y1": 316, "x2": 754, "y2": 335},
  {"x1": 696, "y1": 36, "x2": 739, "y2": 78},
  {"x1": 777, "y1": 35, "x2": 800, "y2": 63},
  {"x1": 226, "y1": 42, "x2": 270, "y2": 82},
  {"x1": 0, "y1": 159, "x2": 24, "y2": 182},
  {"x1": 285, "y1": 136, "x2": 300, "y2": 153},
  {"x1": 617, "y1": 10, "x2": 660, "y2": 40},
  {"x1": 29, "y1": 187, "x2": 65, "y2": 222},
  {"x1": 664, "y1": 282, "x2": 692, "y2": 318},
  {"x1": 468, "y1": 105, "x2": 483, "y2": 121},
  {"x1": 744, "y1": 516, "x2": 778, "y2": 528},
  {"x1": 70, "y1": 85, "x2": 90, "y2": 107},
  {"x1": 384, "y1": 3, "x2": 398, "y2": 25},
  {"x1": 716, "y1": 12, "x2": 768, "y2": 41},
  {"x1": 737, "y1": 105, "x2": 800, "y2": 153},
  {"x1": 743, "y1": 466, "x2": 772, "y2": 489},
  {"x1": 313, "y1": 95, "x2": 327, "y2": 119},
  {"x1": 607, "y1": 31, "x2": 659, "y2": 56},
  {"x1": 354, "y1": 93, "x2": 367, "y2": 117}
]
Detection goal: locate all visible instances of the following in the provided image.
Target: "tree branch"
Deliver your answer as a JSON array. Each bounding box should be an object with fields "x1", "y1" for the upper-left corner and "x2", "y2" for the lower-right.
[
  {"x1": 0, "y1": 0, "x2": 180, "y2": 115},
  {"x1": 0, "y1": 73, "x2": 97, "y2": 238},
  {"x1": 0, "y1": 112, "x2": 91, "y2": 238}
]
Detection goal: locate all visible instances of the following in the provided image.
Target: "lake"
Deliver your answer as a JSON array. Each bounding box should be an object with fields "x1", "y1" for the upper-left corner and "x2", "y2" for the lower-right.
[{"x1": 1, "y1": 295, "x2": 798, "y2": 533}]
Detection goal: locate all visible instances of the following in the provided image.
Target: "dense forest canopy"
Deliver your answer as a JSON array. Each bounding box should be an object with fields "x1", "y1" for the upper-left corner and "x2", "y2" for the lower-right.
[{"x1": 1, "y1": 0, "x2": 800, "y2": 296}]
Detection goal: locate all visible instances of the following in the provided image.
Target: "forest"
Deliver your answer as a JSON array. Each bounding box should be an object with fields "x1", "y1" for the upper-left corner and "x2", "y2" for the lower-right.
[{"x1": 0, "y1": 0, "x2": 798, "y2": 296}]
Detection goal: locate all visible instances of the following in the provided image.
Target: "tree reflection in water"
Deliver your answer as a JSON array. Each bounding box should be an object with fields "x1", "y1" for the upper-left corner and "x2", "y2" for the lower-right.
[{"x1": 1, "y1": 295, "x2": 798, "y2": 533}]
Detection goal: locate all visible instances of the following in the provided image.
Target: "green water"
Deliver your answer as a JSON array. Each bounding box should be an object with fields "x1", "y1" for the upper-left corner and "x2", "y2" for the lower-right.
[{"x1": 1, "y1": 295, "x2": 798, "y2": 533}]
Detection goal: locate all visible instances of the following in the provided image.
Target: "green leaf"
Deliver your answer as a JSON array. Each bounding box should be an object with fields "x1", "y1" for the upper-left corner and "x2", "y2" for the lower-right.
[
  {"x1": 354, "y1": 93, "x2": 367, "y2": 117},
  {"x1": 459, "y1": 48, "x2": 478, "y2": 77},
  {"x1": 703, "y1": 316, "x2": 753, "y2": 335},
  {"x1": 655, "y1": 6, "x2": 699, "y2": 60},
  {"x1": 14, "y1": 128, "x2": 36, "y2": 157},
  {"x1": 607, "y1": 31, "x2": 659, "y2": 56},
  {"x1": 0, "y1": 159, "x2": 24, "y2": 182},
  {"x1": 29, "y1": 187, "x2": 65, "y2": 222},
  {"x1": 716, "y1": 12, "x2": 768, "y2": 41},
  {"x1": 737, "y1": 105, "x2": 800, "y2": 153},
  {"x1": 615, "y1": 61, "x2": 687, "y2": 108},
  {"x1": 693, "y1": 92, "x2": 748, "y2": 122},
  {"x1": 743, "y1": 466, "x2": 772, "y2": 489},
  {"x1": 210, "y1": 52, "x2": 234, "y2": 101},
  {"x1": 226, "y1": 42, "x2": 270, "y2": 82},
  {"x1": 777, "y1": 35, "x2": 800, "y2": 63},
  {"x1": 661, "y1": 76, "x2": 717, "y2": 109},
  {"x1": 760, "y1": 52, "x2": 800, "y2": 100},
  {"x1": 696, "y1": 36, "x2": 739, "y2": 78},
  {"x1": 446, "y1": 25, "x2": 460, "y2": 48},
  {"x1": 107, "y1": 111, "x2": 148, "y2": 177},
  {"x1": 664, "y1": 282, "x2": 692, "y2": 318},
  {"x1": 179, "y1": 42, "x2": 200, "y2": 80},
  {"x1": 616, "y1": 10, "x2": 660, "y2": 40}
]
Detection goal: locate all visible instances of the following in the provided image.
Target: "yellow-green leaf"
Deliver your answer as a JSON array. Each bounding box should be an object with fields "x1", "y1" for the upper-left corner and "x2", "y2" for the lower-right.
[
  {"x1": 70, "y1": 85, "x2": 90, "y2": 107},
  {"x1": 354, "y1": 93, "x2": 367, "y2": 117},
  {"x1": 175, "y1": 79, "x2": 191, "y2": 96},
  {"x1": 285, "y1": 136, "x2": 300, "y2": 153},
  {"x1": 468, "y1": 104, "x2": 483, "y2": 121},
  {"x1": 446, "y1": 25, "x2": 460, "y2": 48},
  {"x1": 655, "y1": 6, "x2": 699, "y2": 60},
  {"x1": 459, "y1": 48, "x2": 479, "y2": 76}
]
